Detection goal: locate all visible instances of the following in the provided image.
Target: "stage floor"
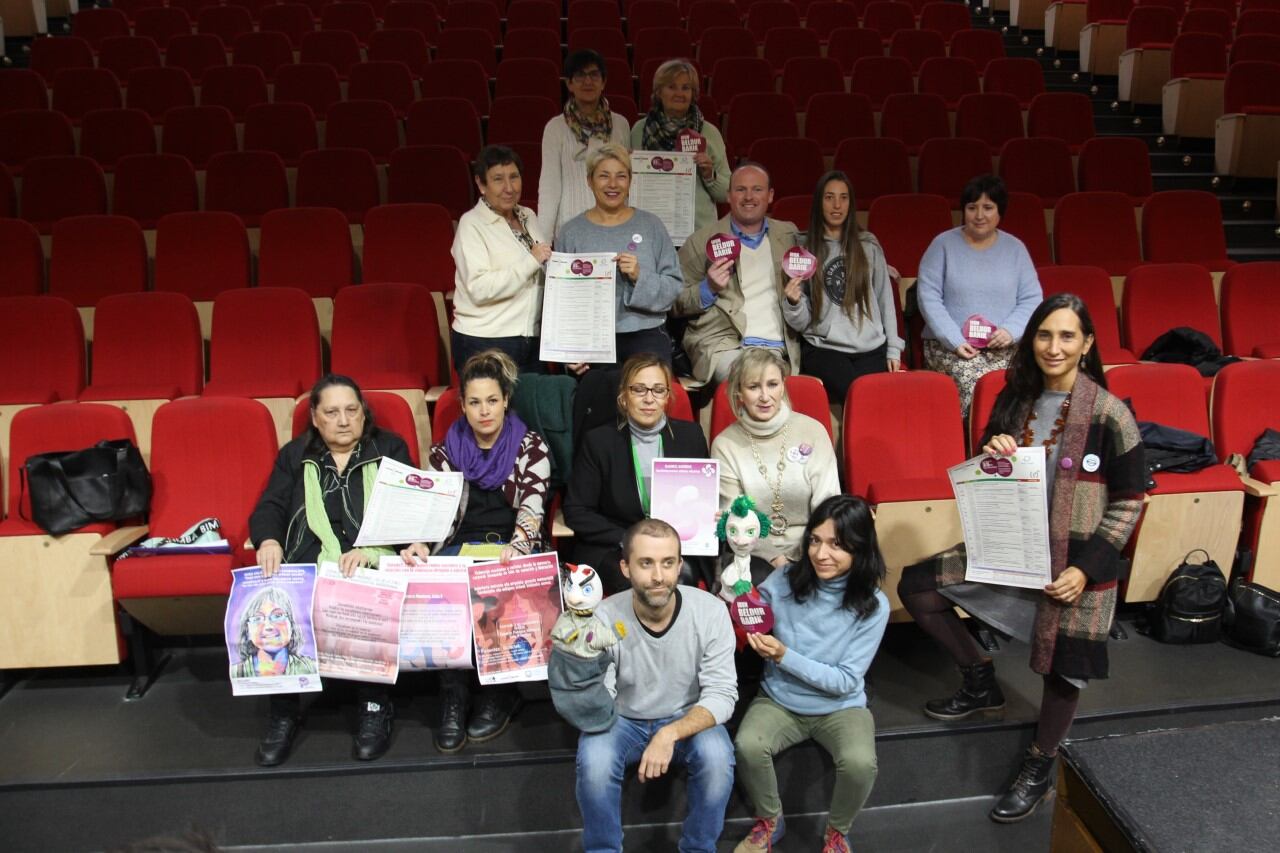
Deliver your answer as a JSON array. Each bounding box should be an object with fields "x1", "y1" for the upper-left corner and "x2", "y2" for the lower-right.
[{"x1": 2, "y1": 620, "x2": 1279, "y2": 851}]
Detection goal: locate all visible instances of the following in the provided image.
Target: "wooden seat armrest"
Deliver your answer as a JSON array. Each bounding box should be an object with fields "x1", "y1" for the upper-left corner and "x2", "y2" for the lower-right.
[
  {"x1": 425, "y1": 384, "x2": 448, "y2": 404},
  {"x1": 89, "y1": 525, "x2": 150, "y2": 556},
  {"x1": 553, "y1": 507, "x2": 574, "y2": 539},
  {"x1": 243, "y1": 538, "x2": 255, "y2": 550},
  {"x1": 1242, "y1": 476, "x2": 1278, "y2": 498}
]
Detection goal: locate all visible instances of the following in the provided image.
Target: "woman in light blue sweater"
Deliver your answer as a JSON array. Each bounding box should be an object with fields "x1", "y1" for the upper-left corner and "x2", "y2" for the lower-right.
[
  {"x1": 733, "y1": 495, "x2": 891, "y2": 853},
  {"x1": 916, "y1": 174, "x2": 1043, "y2": 418}
]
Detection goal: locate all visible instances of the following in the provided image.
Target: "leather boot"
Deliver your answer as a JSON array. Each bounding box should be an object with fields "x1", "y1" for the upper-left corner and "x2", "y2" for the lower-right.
[
  {"x1": 467, "y1": 687, "x2": 524, "y2": 743},
  {"x1": 434, "y1": 686, "x2": 469, "y2": 753},
  {"x1": 353, "y1": 700, "x2": 394, "y2": 761},
  {"x1": 924, "y1": 660, "x2": 1005, "y2": 721},
  {"x1": 990, "y1": 744, "x2": 1056, "y2": 823},
  {"x1": 255, "y1": 714, "x2": 301, "y2": 767}
]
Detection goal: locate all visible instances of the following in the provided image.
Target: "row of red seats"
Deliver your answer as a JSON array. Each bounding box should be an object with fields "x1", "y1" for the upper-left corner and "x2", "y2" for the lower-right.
[
  {"x1": 751, "y1": 134, "x2": 1154, "y2": 208},
  {"x1": 0, "y1": 284, "x2": 444, "y2": 409},
  {"x1": 0, "y1": 203, "x2": 457, "y2": 303}
]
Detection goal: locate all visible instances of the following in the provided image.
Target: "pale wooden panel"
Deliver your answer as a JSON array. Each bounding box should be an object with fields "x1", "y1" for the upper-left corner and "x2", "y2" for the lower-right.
[
  {"x1": 1253, "y1": 498, "x2": 1280, "y2": 591},
  {"x1": 0, "y1": 403, "x2": 39, "y2": 517},
  {"x1": 313, "y1": 297, "x2": 334, "y2": 345},
  {"x1": 0, "y1": 0, "x2": 47, "y2": 36},
  {"x1": 1162, "y1": 77, "x2": 1224, "y2": 138},
  {"x1": 0, "y1": 533, "x2": 120, "y2": 668},
  {"x1": 1124, "y1": 490, "x2": 1244, "y2": 602},
  {"x1": 90, "y1": 399, "x2": 167, "y2": 464},
  {"x1": 1045, "y1": 1, "x2": 1087, "y2": 52},
  {"x1": 1080, "y1": 22, "x2": 1127, "y2": 76},
  {"x1": 1215, "y1": 114, "x2": 1280, "y2": 179},
  {"x1": 258, "y1": 396, "x2": 301, "y2": 447},
  {"x1": 1119, "y1": 48, "x2": 1171, "y2": 105},
  {"x1": 874, "y1": 499, "x2": 964, "y2": 622}
]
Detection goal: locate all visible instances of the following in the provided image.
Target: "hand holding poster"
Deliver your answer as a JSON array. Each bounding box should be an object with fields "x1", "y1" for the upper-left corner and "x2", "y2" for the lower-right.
[
  {"x1": 313, "y1": 563, "x2": 408, "y2": 684},
  {"x1": 539, "y1": 252, "x2": 618, "y2": 365},
  {"x1": 948, "y1": 447, "x2": 1052, "y2": 589},
  {"x1": 468, "y1": 553, "x2": 564, "y2": 685},
  {"x1": 650, "y1": 458, "x2": 721, "y2": 556},
  {"x1": 225, "y1": 564, "x2": 323, "y2": 697},
  {"x1": 380, "y1": 555, "x2": 474, "y2": 672},
  {"x1": 354, "y1": 459, "x2": 463, "y2": 546}
]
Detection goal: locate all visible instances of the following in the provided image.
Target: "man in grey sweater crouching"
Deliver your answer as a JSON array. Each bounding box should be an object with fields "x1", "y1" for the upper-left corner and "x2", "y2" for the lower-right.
[{"x1": 575, "y1": 518, "x2": 738, "y2": 853}]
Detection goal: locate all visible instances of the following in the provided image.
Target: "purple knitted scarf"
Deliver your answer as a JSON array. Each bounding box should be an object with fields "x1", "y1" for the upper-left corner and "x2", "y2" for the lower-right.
[{"x1": 444, "y1": 412, "x2": 528, "y2": 492}]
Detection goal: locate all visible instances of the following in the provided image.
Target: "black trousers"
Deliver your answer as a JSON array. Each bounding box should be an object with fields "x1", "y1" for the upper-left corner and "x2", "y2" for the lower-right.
[
  {"x1": 269, "y1": 680, "x2": 388, "y2": 718},
  {"x1": 798, "y1": 340, "x2": 889, "y2": 405}
]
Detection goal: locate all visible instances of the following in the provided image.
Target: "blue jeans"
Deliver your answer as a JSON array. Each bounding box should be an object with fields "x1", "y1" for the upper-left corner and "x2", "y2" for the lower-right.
[{"x1": 576, "y1": 715, "x2": 735, "y2": 853}]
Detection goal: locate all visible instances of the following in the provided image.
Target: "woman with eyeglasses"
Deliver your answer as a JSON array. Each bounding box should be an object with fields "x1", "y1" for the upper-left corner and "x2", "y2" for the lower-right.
[
  {"x1": 563, "y1": 353, "x2": 709, "y2": 593},
  {"x1": 247, "y1": 374, "x2": 415, "y2": 768},
  {"x1": 537, "y1": 49, "x2": 632, "y2": 240}
]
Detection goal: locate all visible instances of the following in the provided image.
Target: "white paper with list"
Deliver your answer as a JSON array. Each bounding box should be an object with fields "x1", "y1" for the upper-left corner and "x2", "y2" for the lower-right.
[
  {"x1": 539, "y1": 251, "x2": 618, "y2": 364},
  {"x1": 353, "y1": 458, "x2": 464, "y2": 546},
  {"x1": 629, "y1": 150, "x2": 697, "y2": 247},
  {"x1": 947, "y1": 447, "x2": 1052, "y2": 589}
]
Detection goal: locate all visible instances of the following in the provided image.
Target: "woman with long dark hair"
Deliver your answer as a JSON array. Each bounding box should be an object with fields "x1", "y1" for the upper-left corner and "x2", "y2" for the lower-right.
[
  {"x1": 784, "y1": 171, "x2": 903, "y2": 405},
  {"x1": 248, "y1": 374, "x2": 415, "y2": 766},
  {"x1": 898, "y1": 293, "x2": 1146, "y2": 823},
  {"x1": 733, "y1": 495, "x2": 891, "y2": 853}
]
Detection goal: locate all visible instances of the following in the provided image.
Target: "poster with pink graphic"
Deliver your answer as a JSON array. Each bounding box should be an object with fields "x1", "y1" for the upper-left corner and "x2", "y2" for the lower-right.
[
  {"x1": 468, "y1": 552, "x2": 564, "y2": 685},
  {"x1": 379, "y1": 555, "x2": 475, "y2": 671},
  {"x1": 225, "y1": 564, "x2": 323, "y2": 697},
  {"x1": 650, "y1": 458, "x2": 721, "y2": 556},
  {"x1": 313, "y1": 563, "x2": 408, "y2": 684}
]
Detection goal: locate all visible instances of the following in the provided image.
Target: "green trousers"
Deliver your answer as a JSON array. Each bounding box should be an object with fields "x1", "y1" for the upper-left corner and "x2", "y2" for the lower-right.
[{"x1": 732, "y1": 695, "x2": 878, "y2": 835}]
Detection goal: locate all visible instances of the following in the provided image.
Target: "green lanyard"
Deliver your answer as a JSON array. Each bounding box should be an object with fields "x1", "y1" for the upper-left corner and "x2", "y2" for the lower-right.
[{"x1": 631, "y1": 434, "x2": 663, "y2": 515}]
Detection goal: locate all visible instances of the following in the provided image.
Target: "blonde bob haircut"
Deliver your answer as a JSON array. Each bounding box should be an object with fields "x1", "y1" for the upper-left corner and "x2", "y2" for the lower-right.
[
  {"x1": 651, "y1": 59, "x2": 701, "y2": 106},
  {"x1": 725, "y1": 348, "x2": 791, "y2": 419},
  {"x1": 585, "y1": 143, "x2": 632, "y2": 180}
]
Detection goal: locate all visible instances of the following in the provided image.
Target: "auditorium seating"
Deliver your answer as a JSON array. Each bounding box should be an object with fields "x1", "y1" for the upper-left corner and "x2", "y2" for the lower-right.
[
  {"x1": 1121, "y1": 262, "x2": 1222, "y2": 360},
  {"x1": 289, "y1": 390, "x2": 422, "y2": 465},
  {"x1": 844, "y1": 371, "x2": 966, "y2": 619},
  {"x1": 1077, "y1": 136, "x2": 1154, "y2": 201},
  {"x1": 1117, "y1": 4, "x2": 1180, "y2": 105},
  {"x1": 950, "y1": 28, "x2": 1006, "y2": 73},
  {"x1": 0, "y1": 110, "x2": 75, "y2": 174},
  {"x1": 406, "y1": 99, "x2": 483, "y2": 160},
  {"x1": 982, "y1": 58, "x2": 1046, "y2": 109},
  {"x1": 258, "y1": 3, "x2": 315, "y2": 48},
  {"x1": 104, "y1": 397, "x2": 279, "y2": 637},
  {"x1": 955, "y1": 92, "x2": 1026, "y2": 152},
  {"x1": 78, "y1": 291, "x2": 204, "y2": 457},
  {"x1": 1079, "y1": 0, "x2": 1137, "y2": 77},
  {"x1": 867, "y1": 193, "x2": 953, "y2": 280},
  {"x1": 232, "y1": 31, "x2": 296, "y2": 81},
  {"x1": 72, "y1": 7, "x2": 132, "y2": 51},
  {"x1": 322, "y1": 1, "x2": 380, "y2": 44},
  {"x1": 296, "y1": 148, "x2": 382, "y2": 222},
  {"x1": 124, "y1": 67, "x2": 197, "y2": 122},
  {"x1": 863, "y1": 0, "x2": 916, "y2": 42},
  {"x1": 1141, "y1": 190, "x2": 1233, "y2": 272},
  {"x1": 827, "y1": 26, "x2": 886, "y2": 73},
  {"x1": 999, "y1": 191, "x2": 1054, "y2": 267},
  {"x1": 111, "y1": 153, "x2": 200, "y2": 228},
  {"x1": 0, "y1": 219, "x2": 43, "y2": 297},
  {"x1": 880, "y1": 93, "x2": 951, "y2": 154},
  {"x1": 834, "y1": 137, "x2": 912, "y2": 211},
  {"x1": 243, "y1": 102, "x2": 320, "y2": 166},
  {"x1": 918, "y1": 56, "x2": 981, "y2": 109},
  {"x1": 917, "y1": 137, "x2": 994, "y2": 201},
  {"x1": 780, "y1": 57, "x2": 845, "y2": 105},
  {"x1": 1027, "y1": 92, "x2": 1097, "y2": 153},
  {"x1": 0, "y1": 403, "x2": 137, "y2": 670},
  {"x1": 1106, "y1": 363, "x2": 1243, "y2": 602},
  {"x1": 163, "y1": 34, "x2": 229, "y2": 83},
  {"x1": 96, "y1": 36, "x2": 162, "y2": 81},
  {"x1": 1053, "y1": 191, "x2": 1143, "y2": 276},
  {"x1": 20, "y1": 156, "x2": 108, "y2": 233},
  {"x1": 967, "y1": 368, "x2": 1006, "y2": 454},
  {"x1": 51, "y1": 68, "x2": 123, "y2": 124},
  {"x1": 330, "y1": 282, "x2": 444, "y2": 460},
  {"x1": 160, "y1": 105, "x2": 238, "y2": 169},
  {"x1": 29, "y1": 36, "x2": 95, "y2": 85},
  {"x1": 889, "y1": 29, "x2": 947, "y2": 73},
  {"x1": 487, "y1": 96, "x2": 560, "y2": 145},
  {"x1": 300, "y1": 29, "x2": 364, "y2": 78},
  {"x1": 0, "y1": 70, "x2": 46, "y2": 115},
  {"x1": 1161, "y1": 32, "x2": 1228, "y2": 138},
  {"x1": 805, "y1": 93, "x2": 876, "y2": 155},
  {"x1": 850, "y1": 55, "x2": 914, "y2": 108},
  {"x1": 0, "y1": 295, "x2": 85, "y2": 408},
  {"x1": 1219, "y1": 262, "x2": 1280, "y2": 357},
  {"x1": 747, "y1": 137, "x2": 825, "y2": 199},
  {"x1": 438, "y1": 27, "x2": 500, "y2": 76},
  {"x1": 1036, "y1": 264, "x2": 1138, "y2": 364},
  {"x1": 258, "y1": 206, "x2": 354, "y2": 299},
  {"x1": 387, "y1": 144, "x2": 474, "y2": 217},
  {"x1": 999, "y1": 137, "x2": 1077, "y2": 205},
  {"x1": 199, "y1": 65, "x2": 269, "y2": 120},
  {"x1": 273, "y1": 63, "x2": 343, "y2": 119},
  {"x1": 49, "y1": 216, "x2": 147, "y2": 314},
  {"x1": 763, "y1": 28, "x2": 822, "y2": 70},
  {"x1": 1211, "y1": 360, "x2": 1280, "y2": 589},
  {"x1": 204, "y1": 286, "x2": 323, "y2": 442},
  {"x1": 367, "y1": 28, "x2": 433, "y2": 73},
  {"x1": 325, "y1": 99, "x2": 402, "y2": 162},
  {"x1": 420, "y1": 59, "x2": 491, "y2": 116},
  {"x1": 709, "y1": 375, "x2": 834, "y2": 443},
  {"x1": 154, "y1": 211, "x2": 252, "y2": 304},
  {"x1": 708, "y1": 56, "x2": 775, "y2": 107},
  {"x1": 1214, "y1": 60, "x2": 1280, "y2": 178},
  {"x1": 724, "y1": 93, "x2": 799, "y2": 161}
]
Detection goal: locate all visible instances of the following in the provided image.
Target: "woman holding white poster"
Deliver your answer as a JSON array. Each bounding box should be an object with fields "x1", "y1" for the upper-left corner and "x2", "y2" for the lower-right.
[
  {"x1": 784, "y1": 171, "x2": 904, "y2": 406},
  {"x1": 247, "y1": 374, "x2": 415, "y2": 767},
  {"x1": 554, "y1": 143, "x2": 683, "y2": 371},
  {"x1": 402, "y1": 350, "x2": 552, "y2": 754},
  {"x1": 898, "y1": 294, "x2": 1146, "y2": 824},
  {"x1": 630, "y1": 58, "x2": 729, "y2": 233}
]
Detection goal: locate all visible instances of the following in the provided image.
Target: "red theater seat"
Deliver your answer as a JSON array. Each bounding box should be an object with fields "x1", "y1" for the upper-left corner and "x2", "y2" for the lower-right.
[
  {"x1": 0, "y1": 110, "x2": 75, "y2": 173},
  {"x1": 746, "y1": 1, "x2": 802, "y2": 39},
  {"x1": 955, "y1": 91, "x2": 1026, "y2": 152},
  {"x1": 324, "y1": 99, "x2": 401, "y2": 162},
  {"x1": 0, "y1": 296, "x2": 85, "y2": 404},
  {"x1": 1220, "y1": 262, "x2": 1280, "y2": 357},
  {"x1": 232, "y1": 31, "x2": 296, "y2": 81},
  {"x1": 258, "y1": 3, "x2": 315, "y2": 48},
  {"x1": 689, "y1": 4, "x2": 739, "y2": 41},
  {"x1": 299, "y1": 29, "x2": 363, "y2": 78},
  {"x1": 243, "y1": 102, "x2": 319, "y2": 166},
  {"x1": 919, "y1": 1, "x2": 972, "y2": 42},
  {"x1": 362, "y1": 202, "x2": 456, "y2": 292},
  {"x1": 420, "y1": 59, "x2": 491, "y2": 116},
  {"x1": 863, "y1": 1, "x2": 916, "y2": 42},
  {"x1": 487, "y1": 95, "x2": 561, "y2": 145},
  {"x1": 1141, "y1": 190, "x2": 1232, "y2": 270},
  {"x1": 833, "y1": 137, "x2": 912, "y2": 210},
  {"x1": 850, "y1": 56, "x2": 913, "y2": 109},
  {"x1": 79, "y1": 108, "x2": 157, "y2": 170},
  {"x1": 51, "y1": 68, "x2": 123, "y2": 123},
  {"x1": 49, "y1": 215, "x2": 147, "y2": 307},
  {"x1": 763, "y1": 27, "x2": 822, "y2": 70},
  {"x1": 0, "y1": 219, "x2": 43, "y2": 297},
  {"x1": 387, "y1": 144, "x2": 473, "y2": 217},
  {"x1": 0, "y1": 69, "x2": 47, "y2": 115},
  {"x1": 917, "y1": 137, "x2": 994, "y2": 201},
  {"x1": 1000, "y1": 191, "x2": 1054, "y2": 267},
  {"x1": 406, "y1": 98, "x2": 483, "y2": 159},
  {"x1": 982, "y1": 57, "x2": 1045, "y2": 108},
  {"x1": 437, "y1": 27, "x2": 498, "y2": 76},
  {"x1": 867, "y1": 193, "x2": 953, "y2": 278},
  {"x1": 999, "y1": 136, "x2": 1076, "y2": 205},
  {"x1": 707, "y1": 56, "x2": 776, "y2": 107},
  {"x1": 633, "y1": 27, "x2": 695, "y2": 72},
  {"x1": 1122, "y1": 262, "x2": 1222, "y2": 357},
  {"x1": 321, "y1": 1, "x2": 380, "y2": 43},
  {"x1": 125, "y1": 66, "x2": 197, "y2": 122},
  {"x1": 804, "y1": 92, "x2": 875, "y2": 155},
  {"x1": 1027, "y1": 91, "x2": 1097, "y2": 153},
  {"x1": 29, "y1": 37, "x2": 94, "y2": 85},
  {"x1": 724, "y1": 93, "x2": 799, "y2": 161},
  {"x1": 163, "y1": 34, "x2": 228, "y2": 84},
  {"x1": 710, "y1": 376, "x2": 833, "y2": 443},
  {"x1": 96, "y1": 35, "x2": 162, "y2": 81},
  {"x1": 204, "y1": 151, "x2": 290, "y2": 226},
  {"x1": 1053, "y1": 191, "x2": 1142, "y2": 275},
  {"x1": 73, "y1": 7, "x2": 132, "y2": 51},
  {"x1": 111, "y1": 153, "x2": 200, "y2": 228},
  {"x1": 368, "y1": 28, "x2": 433, "y2": 74},
  {"x1": 950, "y1": 28, "x2": 1006, "y2": 74},
  {"x1": 205, "y1": 287, "x2": 322, "y2": 400},
  {"x1": 199, "y1": 64, "x2": 269, "y2": 120},
  {"x1": 746, "y1": 137, "x2": 824, "y2": 199},
  {"x1": 1036, "y1": 264, "x2": 1136, "y2": 363},
  {"x1": 80, "y1": 292, "x2": 203, "y2": 401},
  {"x1": 1077, "y1": 136, "x2": 1153, "y2": 201},
  {"x1": 154, "y1": 211, "x2": 252, "y2": 300},
  {"x1": 918, "y1": 56, "x2": 981, "y2": 109},
  {"x1": 383, "y1": 1, "x2": 443, "y2": 42},
  {"x1": 806, "y1": 1, "x2": 860, "y2": 39},
  {"x1": 258, "y1": 207, "x2": 354, "y2": 298},
  {"x1": 348, "y1": 61, "x2": 418, "y2": 116},
  {"x1": 296, "y1": 148, "x2": 382, "y2": 223},
  {"x1": 20, "y1": 156, "x2": 108, "y2": 234},
  {"x1": 273, "y1": 63, "x2": 343, "y2": 119},
  {"x1": 501, "y1": 27, "x2": 562, "y2": 67},
  {"x1": 331, "y1": 282, "x2": 443, "y2": 391},
  {"x1": 160, "y1": 105, "x2": 238, "y2": 169},
  {"x1": 889, "y1": 28, "x2": 946, "y2": 72},
  {"x1": 196, "y1": 5, "x2": 255, "y2": 49},
  {"x1": 446, "y1": 1, "x2": 502, "y2": 40},
  {"x1": 780, "y1": 57, "x2": 846, "y2": 105},
  {"x1": 879, "y1": 93, "x2": 950, "y2": 154}
]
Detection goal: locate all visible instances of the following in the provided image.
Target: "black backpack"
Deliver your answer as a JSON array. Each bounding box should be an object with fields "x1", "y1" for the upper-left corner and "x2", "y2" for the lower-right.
[{"x1": 1144, "y1": 550, "x2": 1228, "y2": 644}]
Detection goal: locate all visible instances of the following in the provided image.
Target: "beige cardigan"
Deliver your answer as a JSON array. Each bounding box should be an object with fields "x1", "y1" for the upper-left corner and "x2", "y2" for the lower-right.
[{"x1": 450, "y1": 199, "x2": 546, "y2": 339}]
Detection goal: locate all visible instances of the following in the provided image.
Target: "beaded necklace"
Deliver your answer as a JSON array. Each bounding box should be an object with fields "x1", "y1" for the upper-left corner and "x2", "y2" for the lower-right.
[{"x1": 1020, "y1": 393, "x2": 1071, "y2": 450}]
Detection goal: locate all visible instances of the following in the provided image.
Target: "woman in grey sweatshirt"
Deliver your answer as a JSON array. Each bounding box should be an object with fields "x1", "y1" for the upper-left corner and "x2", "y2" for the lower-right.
[{"x1": 783, "y1": 171, "x2": 905, "y2": 406}]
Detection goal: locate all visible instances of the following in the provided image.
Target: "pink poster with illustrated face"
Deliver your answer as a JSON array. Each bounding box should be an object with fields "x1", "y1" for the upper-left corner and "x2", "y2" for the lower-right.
[
  {"x1": 379, "y1": 556, "x2": 474, "y2": 671},
  {"x1": 650, "y1": 458, "x2": 721, "y2": 556},
  {"x1": 313, "y1": 563, "x2": 408, "y2": 684},
  {"x1": 467, "y1": 552, "x2": 563, "y2": 685}
]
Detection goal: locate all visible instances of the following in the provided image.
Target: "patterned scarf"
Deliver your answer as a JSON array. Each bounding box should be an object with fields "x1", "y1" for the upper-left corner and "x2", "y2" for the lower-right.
[
  {"x1": 641, "y1": 103, "x2": 706, "y2": 151},
  {"x1": 482, "y1": 198, "x2": 535, "y2": 250},
  {"x1": 563, "y1": 97, "x2": 615, "y2": 147}
]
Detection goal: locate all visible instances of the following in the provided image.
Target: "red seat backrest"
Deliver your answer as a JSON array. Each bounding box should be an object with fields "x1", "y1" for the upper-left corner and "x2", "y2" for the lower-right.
[
  {"x1": 7, "y1": 403, "x2": 136, "y2": 519},
  {"x1": 291, "y1": 390, "x2": 422, "y2": 467},
  {"x1": 710, "y1": 375, "x2": 834, "y2": 443},
  {"x1": 1105, "y1": 363, "x2": 1208, "y2": 435},
  {"x1": 0, "y1": 296, "x2": 86, "y2": 403},
  {"x1": 208, "y1": 286, "x2": 321, "y2": 399},
  {"x1": 88, "y1": 291, "x2": 204, "y2": 397},
  {"x1": 1121, "y1": 262, "x2": 1221, "y2": 356},
  {"x1": 1211, "y1": 360, "x2": 1280, "y2": 462}
]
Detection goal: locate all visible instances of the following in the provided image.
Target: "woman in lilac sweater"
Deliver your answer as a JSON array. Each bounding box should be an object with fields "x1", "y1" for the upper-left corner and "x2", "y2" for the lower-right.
[{"x1": 916, "y1": 174, "x2": 1043, "y2": 417}]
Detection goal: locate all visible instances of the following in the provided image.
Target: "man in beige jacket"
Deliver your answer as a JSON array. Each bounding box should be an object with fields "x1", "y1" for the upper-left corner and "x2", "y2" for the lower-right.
[{"x1": 674, "y1": 163, "x2": 801, "y2": 388}]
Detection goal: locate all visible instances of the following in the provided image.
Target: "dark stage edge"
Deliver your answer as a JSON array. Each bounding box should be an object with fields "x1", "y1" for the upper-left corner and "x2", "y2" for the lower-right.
[{"x1": 2, "y1": 622, "x2": 1279, "y2": 852}]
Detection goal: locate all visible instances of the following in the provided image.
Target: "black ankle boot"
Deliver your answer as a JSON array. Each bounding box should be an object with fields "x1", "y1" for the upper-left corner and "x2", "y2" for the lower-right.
[
  {"x1": 467, "y1": 688, "x2": 524, "y2": 743},
  {"x1": 353, "y1": 699, "x2": 394, "y2": 761},
  {"x1": 990, "y1": 745, "x2": 1056, "y2": 823},
  {"x1": 924, "y1": 660, "x2": 1006, "y2": 721},
  {"x1": 434, "y1": 688, "x2": 469, "y2": 753}
]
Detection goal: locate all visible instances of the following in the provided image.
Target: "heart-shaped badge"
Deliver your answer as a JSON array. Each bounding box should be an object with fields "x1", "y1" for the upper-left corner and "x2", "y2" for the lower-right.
[
  {"x1": 964, "y1": 313, "x2": 995, "y2": 348},
  {"x1": 730, "y1": 591, "x2": 774, "y2": 634},
  {"x1": 706, "y1": 233, "x2": 741, "y2": 263},
  {"x1": 677, "y1": 128, "x2": 706, "y2": 154},
  {"x1": 781, "y1": 245, "x2": 818, "y2": 280}
]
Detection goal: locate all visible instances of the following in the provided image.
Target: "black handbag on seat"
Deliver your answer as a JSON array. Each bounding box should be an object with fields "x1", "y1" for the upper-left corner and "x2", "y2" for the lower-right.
[{"x1": 22, "y1": 439, "x2": 152, "y2": 535}]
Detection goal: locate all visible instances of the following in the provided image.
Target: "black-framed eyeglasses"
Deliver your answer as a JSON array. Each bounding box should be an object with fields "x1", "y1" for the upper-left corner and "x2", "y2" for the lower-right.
[
  {"x1": 571, "y1": 69, "x2": 604, "y2": 82},
  {"x1": 627, "y1": 384, "x2": 670, "y2": 399}
]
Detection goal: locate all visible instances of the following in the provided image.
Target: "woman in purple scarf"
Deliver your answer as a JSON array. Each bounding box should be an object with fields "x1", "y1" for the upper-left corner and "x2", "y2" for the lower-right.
[{"x1": 403, "y1": 349, "x2": 552, "y2": 753}]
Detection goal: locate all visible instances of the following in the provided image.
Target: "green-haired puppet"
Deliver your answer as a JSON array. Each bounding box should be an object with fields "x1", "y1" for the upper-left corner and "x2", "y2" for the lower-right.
[{"x1": 714, "y1": 495, "x2": 775, "y2": 604}]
